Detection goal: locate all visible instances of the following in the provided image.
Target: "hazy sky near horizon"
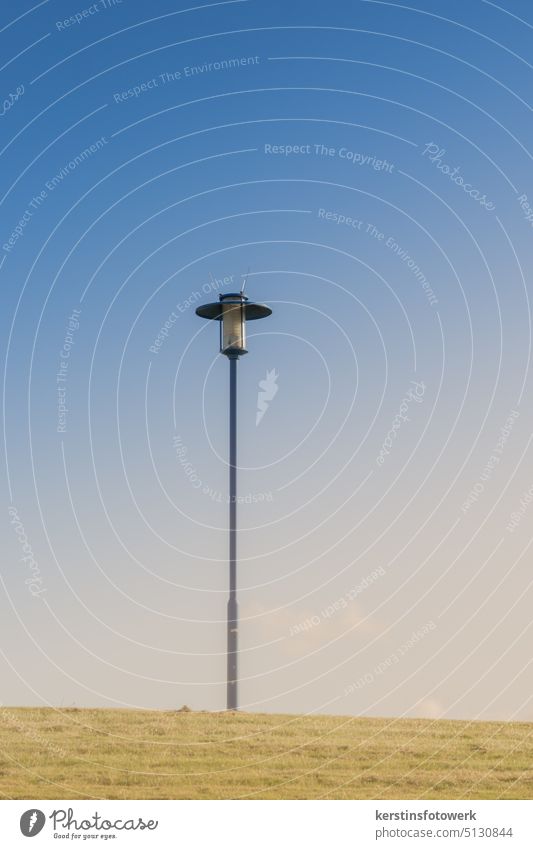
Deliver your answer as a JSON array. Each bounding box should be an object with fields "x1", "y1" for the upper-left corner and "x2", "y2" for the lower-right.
[{"x1": 3, "y1": 0, "x2": 533, "y2": 721}]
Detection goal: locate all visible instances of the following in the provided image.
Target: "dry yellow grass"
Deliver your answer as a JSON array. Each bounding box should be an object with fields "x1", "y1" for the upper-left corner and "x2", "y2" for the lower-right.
[{"x1": 0, "y1": 708, "x2": 531, "y2": 799}]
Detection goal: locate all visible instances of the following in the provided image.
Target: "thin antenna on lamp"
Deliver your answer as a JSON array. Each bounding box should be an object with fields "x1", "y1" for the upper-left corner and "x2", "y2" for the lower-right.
[{"x1": 240, "y1": 267, "x2": 250, "y2": 297}]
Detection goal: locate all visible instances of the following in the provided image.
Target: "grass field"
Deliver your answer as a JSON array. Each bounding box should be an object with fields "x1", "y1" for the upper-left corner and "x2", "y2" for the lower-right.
[{"x1": 0, "y1": 708, "x2": 531, "y2": 799}]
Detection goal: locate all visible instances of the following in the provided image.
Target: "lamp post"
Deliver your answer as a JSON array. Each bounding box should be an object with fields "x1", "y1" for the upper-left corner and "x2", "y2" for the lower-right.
[{"x1": 196, "y1": 291, "x2": 272, "y2": 710}]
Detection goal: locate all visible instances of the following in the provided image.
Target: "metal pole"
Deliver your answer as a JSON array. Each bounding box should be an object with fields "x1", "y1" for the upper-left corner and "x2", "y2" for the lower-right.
[{"x1": 227, "y1": 355, "x2": 238, "y2": 710}]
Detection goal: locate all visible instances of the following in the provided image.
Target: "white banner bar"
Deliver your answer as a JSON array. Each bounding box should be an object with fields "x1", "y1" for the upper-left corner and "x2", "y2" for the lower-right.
[{"x1": 1, "y1": 800, "x2": 532, "y2": 848}]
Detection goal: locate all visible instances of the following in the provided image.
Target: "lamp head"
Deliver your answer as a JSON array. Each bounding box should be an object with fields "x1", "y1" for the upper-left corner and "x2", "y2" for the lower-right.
[{"x1": 196, "y1": 291, "x2": 272, "y2": 358}]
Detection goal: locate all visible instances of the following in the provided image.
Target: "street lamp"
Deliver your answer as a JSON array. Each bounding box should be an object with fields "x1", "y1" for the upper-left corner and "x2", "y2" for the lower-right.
[{"x1": 196, "y1": 290, "x2": 272, "y2": 710}]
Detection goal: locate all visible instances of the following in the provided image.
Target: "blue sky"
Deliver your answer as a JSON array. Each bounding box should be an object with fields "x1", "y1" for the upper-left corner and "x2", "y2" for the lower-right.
[{"x1": 3, "y1": 0, "x2": 533, "y2": 720}]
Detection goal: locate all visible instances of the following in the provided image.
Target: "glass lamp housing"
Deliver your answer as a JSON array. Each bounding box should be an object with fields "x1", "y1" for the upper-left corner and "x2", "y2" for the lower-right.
[{"x1": 221, "y1": 297, "x2": 246, "y2": 355}]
